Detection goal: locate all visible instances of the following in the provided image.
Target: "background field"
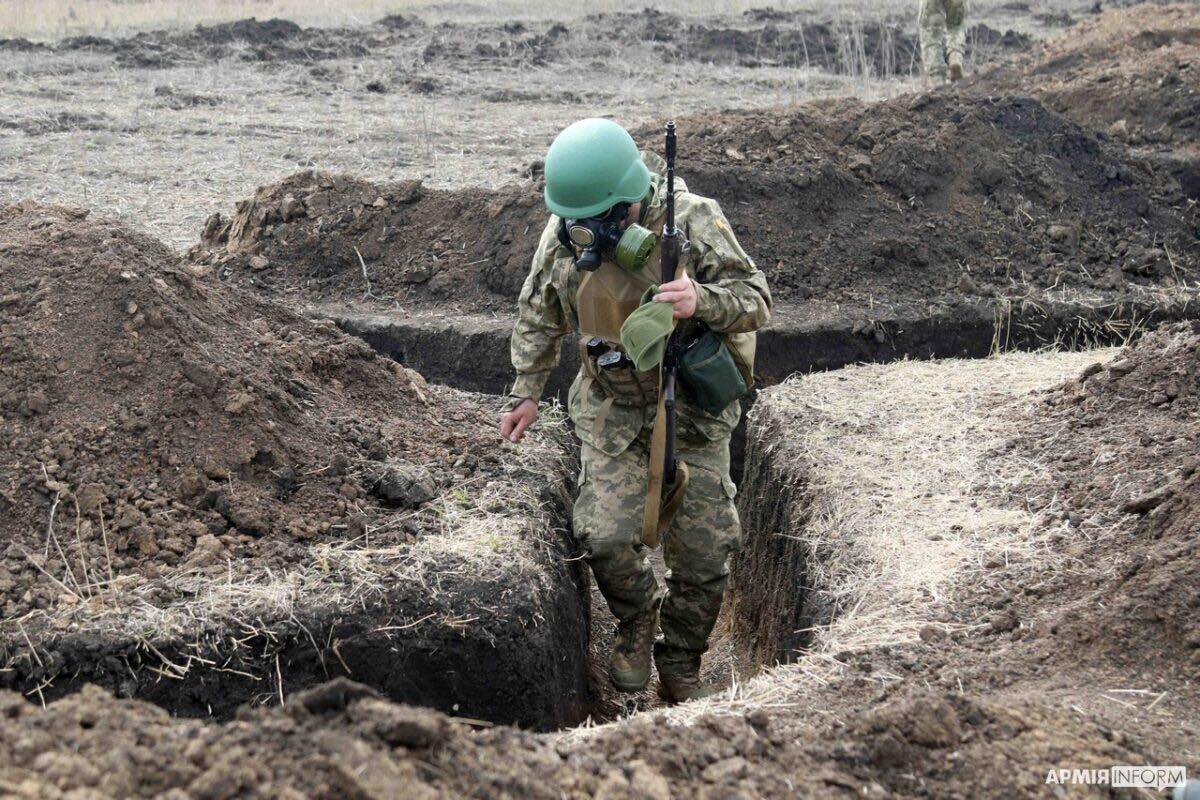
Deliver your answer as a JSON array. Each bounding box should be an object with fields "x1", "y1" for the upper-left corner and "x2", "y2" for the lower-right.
[
  {"x1": 0, "y1": 0, "x2": 1087, "y2": 247},
  {"x1": 3, "y1": 0, "x2": 1012, "y2": 39}
]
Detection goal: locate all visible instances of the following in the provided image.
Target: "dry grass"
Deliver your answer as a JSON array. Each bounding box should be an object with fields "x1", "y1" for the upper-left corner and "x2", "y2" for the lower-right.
[
  {"x1": 764, "y1": 351, "x2": 1113, "y2": 651},
  {"x1": 561, "y1": 346, "x2": 1119, "y2": 739},
  {"x1": 1, "y1": 396, "x2": 575, "y2": 693}
]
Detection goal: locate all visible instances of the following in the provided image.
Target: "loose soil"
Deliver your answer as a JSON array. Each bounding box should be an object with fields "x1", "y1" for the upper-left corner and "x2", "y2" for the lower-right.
[
  {"x1": 0, "y1": 678, "x2": 1155, "y2": 800},
  {"x1": 977, "y1": 4, "x2": 1200, "y2": 150},
  {"x1": 0, "y1": 203, "x2": 589, "y2": 728},
  {"x1": 1, "y1": 201, "x2": 460, "y2": 613},
  {"x1": 193, "y1": 89, "x2": 1200, "y2": 322},
  {"x1": 997, "y1": 321, "x2": 1200, "y2": 675}
]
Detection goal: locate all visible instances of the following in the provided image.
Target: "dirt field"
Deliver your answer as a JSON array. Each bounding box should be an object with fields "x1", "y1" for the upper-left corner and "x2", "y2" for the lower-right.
[
  {"x1": 2, "y1": 1, "x2": 1199, "y2": 797},
  {"x1": 1, "y1": 0, "x2": 1086, "y2": 249}
]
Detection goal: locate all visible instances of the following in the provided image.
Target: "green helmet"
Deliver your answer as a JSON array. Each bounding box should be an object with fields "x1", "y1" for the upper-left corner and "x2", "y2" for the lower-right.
[{"x1": 543, "y1": 118, "x2": 651, "y2": 219}]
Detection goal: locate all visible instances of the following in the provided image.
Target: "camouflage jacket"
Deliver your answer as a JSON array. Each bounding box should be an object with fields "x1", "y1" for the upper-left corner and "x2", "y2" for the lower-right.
[{"x1": 507, "y1": 151, "x2": 772, "y2": 457}]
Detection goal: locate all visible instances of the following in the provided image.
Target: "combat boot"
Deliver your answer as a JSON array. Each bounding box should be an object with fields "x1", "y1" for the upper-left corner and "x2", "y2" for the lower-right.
[
  {"x1": 609, "y1": 605, "x2": 658, "y2": 692},
  {"x1": 655, "y1": 646, "x2": 718, "y2": 704},
  {"x1": 948, "y1": 51, "x2": 964, "y2": 82}
]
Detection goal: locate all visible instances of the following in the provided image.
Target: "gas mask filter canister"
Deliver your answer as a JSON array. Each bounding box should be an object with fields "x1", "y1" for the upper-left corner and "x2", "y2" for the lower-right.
[{"x1": 563, "y1": 203, "x2": 657, "y2": 273}]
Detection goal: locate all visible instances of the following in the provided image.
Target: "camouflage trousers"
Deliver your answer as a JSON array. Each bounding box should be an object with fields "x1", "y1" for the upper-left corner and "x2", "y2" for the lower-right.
[
  {"x1": 572, "y1": 423, "x2": 741, "y2": 662},
  {"x1": 919, "y1": 0, "x2": 967, "y2": 78}
]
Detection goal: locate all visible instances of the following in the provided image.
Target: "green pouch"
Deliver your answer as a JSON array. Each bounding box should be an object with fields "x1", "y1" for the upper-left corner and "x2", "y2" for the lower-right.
[{"x1": 677, "y1": 328, "x2": 748, "y2": 415}]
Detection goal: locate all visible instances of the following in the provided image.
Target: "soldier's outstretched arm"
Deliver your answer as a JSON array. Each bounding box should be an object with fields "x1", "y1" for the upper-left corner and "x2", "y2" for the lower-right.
[
  {"x1": 689, "y1": 200, "x2": 772, "y2": 335},
  {"x1": 504, "y1": 218, "x2": 572, "y2": 411}
]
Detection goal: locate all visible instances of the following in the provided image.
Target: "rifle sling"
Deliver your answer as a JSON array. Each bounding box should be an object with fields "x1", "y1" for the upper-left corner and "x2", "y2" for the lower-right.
[
  {"x1": 641, "y1": 367, "x2": 689, "y2": 549},
  {"x1": 640, "y1": 367, "x2": 668, "y2": 548}
]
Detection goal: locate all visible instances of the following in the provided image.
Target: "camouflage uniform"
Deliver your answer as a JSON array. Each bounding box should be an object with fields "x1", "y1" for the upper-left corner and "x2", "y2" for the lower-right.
[
  {"x1": 919, "y1": 0, "x2": 967, "y2": 79},
  {"x1": 505, "y1": 152, "x2": 771, "y2": 667}
]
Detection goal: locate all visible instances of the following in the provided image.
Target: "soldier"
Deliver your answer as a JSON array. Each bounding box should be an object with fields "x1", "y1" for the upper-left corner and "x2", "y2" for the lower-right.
[
  {"x1": 919, "y1": 0, "x2": 967, "y2": 81},
  {"x1": 499, "y1": 118, "x2": 771, "y2": 702}
]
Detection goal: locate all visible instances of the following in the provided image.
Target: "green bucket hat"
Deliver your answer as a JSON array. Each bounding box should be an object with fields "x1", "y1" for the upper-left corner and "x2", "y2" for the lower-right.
[{"x1": 620, "y1": 286, "x2": 676, "y2": 372}]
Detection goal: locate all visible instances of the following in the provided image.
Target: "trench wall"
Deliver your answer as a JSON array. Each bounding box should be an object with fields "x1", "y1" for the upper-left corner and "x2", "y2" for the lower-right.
[
  {"x1": 726, "y1": 402, "x2": 823, "y2": 665},
  {"x1": 326, "y1": 297, "x2": 1195, "y2": 400},
  {"x1": 326, "y1": 296, "x2": 1197, "y2": 480},
  {"x1": 1, "y1": 460, "x2": 590, "y2": 731}
]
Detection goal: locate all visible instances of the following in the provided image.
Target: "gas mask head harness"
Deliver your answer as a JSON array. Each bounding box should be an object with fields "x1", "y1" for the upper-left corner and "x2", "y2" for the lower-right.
[{"x1": 558, "y1": 201, "x2": 657, "y2": 273}]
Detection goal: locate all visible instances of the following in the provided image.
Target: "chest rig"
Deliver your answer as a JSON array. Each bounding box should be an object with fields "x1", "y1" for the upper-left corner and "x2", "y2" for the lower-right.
[{"x1": 574, "y1": 237, "x2": 685, "y2": 411}]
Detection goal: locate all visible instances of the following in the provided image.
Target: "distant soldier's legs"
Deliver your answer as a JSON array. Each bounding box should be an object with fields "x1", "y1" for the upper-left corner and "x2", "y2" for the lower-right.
[
  {"x1": 945, "y1": 0, "x2": 967, "y2": 80},
  {"x1": 919, "y1": 0, "x2": 949, "y2": 80}
]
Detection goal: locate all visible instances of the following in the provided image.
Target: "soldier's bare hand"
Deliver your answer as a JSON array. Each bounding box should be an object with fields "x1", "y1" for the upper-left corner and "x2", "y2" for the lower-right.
[
  {"x1": 500, "y1": 398, "x2": 539, "y2": 444},
  {"x1": 654, "y1": 273, "x2": 698, "y2": 320}
]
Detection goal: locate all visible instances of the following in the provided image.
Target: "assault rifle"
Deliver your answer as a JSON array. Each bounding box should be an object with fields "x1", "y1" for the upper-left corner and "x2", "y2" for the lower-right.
[
  {"x1": 660, "y1": 121, "x2": 682, "y2": 494},
  {"x1": 642, "y1": 121, "x2": 689, "y2": 548}
]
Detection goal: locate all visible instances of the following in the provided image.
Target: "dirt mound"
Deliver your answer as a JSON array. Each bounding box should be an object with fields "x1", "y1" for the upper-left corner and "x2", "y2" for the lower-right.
[
  {"x1": 587, "y1": 10, "x2": 1028, "y2": 74},
  {"x1": 0, "y1": 676, "x2": 1154, "y2": 799},
  {"x1": 976, "y1": 4, "x2": 1200, "y2": 148},
  {"x1": 1003, "y1": 322, "x2": 1200, "y2": 668},
  {"x1": 670, "y1": 92, "x2": 1198, "y2": 307},
  {"x1": 195, "y1": 17, "x2": 301, "y2": 45},
  {"x1": 419, "y1": 21, "x2": 568, "y2": 68},
  {"x1": 586, "y1": 8, "x2": 922, "y2": 73},
  {"x1": 194, "y1": 92, "x2": 1199, "y2": 318},
  {"x1": 55, "y1": 18, "x2": 384, "y2": 68},
  {"x1": 193, "y1": 172, "x2": 544, "y2": 309},
  {"x1": 0, "y1": 202, "x2": 589, "y2": 727},
  {"x1": 0, "y1": 202, "x2": 493, "y2": 620},
  {"x1": 0, "y1": 37, "x2": 46, "y2": 53}
]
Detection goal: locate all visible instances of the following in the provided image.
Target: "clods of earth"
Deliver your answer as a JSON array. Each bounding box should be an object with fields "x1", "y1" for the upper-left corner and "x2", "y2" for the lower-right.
[{"x1": 0, "y1": 204, "x2": 589, "y2": 728}]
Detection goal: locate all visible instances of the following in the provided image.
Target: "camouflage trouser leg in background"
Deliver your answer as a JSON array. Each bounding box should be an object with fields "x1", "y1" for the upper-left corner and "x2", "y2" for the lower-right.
[
  {"x1": 944, "y1": 0, "x2": 967, "y2": 62},
  {"x1": 573, "y1": 427, "x2": 741, "y2": 663},
  {"x1": 919, "y1": 0, "x2": 967, "y2": 78}
]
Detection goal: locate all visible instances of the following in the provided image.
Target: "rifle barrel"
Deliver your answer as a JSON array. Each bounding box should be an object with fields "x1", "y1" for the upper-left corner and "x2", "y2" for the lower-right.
[
  {"x1": 661, "y1": 120, "x2": 679, "y2": 485},
  {"x1": 665, "y1": 121, "x2": 676, "y2": 237}
]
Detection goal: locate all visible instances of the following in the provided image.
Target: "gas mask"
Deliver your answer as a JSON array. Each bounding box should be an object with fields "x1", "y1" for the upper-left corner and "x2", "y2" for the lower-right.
[{"x1": 559, "y1": 202, "x2": 657, "y2": 273}]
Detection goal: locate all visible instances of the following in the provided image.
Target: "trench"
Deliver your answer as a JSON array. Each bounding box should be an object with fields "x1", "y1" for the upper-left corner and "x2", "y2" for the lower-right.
[
  {"x1": 321, "y1": 293, "x2": 1197, "y2": 481},
  {"x1": 321, "y1": 292, "x2": 1200, "y2": 684},
  {"x1": 292, "y1": 290, "x2": 1194, "y2": 718},
  {"x1": 9, "y1": 293, "x2": 1196, "y2": 731}
]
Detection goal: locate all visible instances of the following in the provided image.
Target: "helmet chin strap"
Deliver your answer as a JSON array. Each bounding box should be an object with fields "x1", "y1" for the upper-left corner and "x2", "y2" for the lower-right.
[{"x1": 636, "y1": 190, "x2": 652, "y2": 227}]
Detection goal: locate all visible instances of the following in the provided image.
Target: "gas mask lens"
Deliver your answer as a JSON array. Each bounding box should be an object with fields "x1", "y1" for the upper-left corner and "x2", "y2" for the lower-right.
[
  {"x1": 567, "y1": 224, "x2": 596, "y2": 249},
  {"x1": 563, "y1": 203, "x2": 657, "y2": 273}
]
